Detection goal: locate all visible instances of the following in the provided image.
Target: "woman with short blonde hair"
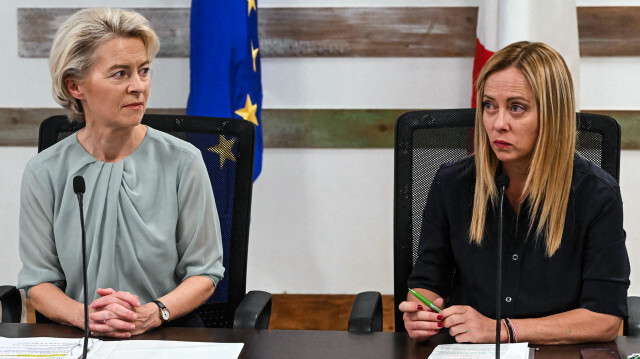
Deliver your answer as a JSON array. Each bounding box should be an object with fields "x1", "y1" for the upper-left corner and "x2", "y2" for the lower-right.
[{"x1": 18, "y1": 8, "x2": 223, "y2": 338}]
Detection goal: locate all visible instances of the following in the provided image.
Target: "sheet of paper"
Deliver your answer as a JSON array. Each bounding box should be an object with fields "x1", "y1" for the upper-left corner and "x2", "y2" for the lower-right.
[
  {"x1": 91, "y1": 339, "x2": 244, "y2": 359},
  {"x1": 0, "y1": 336, "x2": 101, "y2": 359},
  {"x1": 429, "y1": 343, "x2": 530, "y2": 359}
]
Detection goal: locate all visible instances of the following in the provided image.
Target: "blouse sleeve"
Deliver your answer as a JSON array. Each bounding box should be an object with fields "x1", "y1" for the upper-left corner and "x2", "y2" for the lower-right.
[
  {"x1": 407, "y1": 166, "x2": 456, "y2": 298},
  {"x1": 580, "y1": 183, "x2": 630, "y2": 317},
  {"x1": 17, "y1": 162, "x2": 66, "y2": 296},
  {"x1": 174, "y1": 153, "x2": 224, "y2": 286}
]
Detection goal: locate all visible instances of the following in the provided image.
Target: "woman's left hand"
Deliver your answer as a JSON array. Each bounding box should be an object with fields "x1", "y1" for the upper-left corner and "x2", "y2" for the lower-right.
[
  {"x1": 128, "y1": 303, "x2": 163, "y2": 336},
  {"x1": 440, "y1": 305, "x2": 497, "y2": 343}
]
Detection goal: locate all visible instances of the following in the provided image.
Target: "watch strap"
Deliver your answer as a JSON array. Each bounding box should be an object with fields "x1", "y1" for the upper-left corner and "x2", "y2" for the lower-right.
[
  {"x1": 152, "y1": 300, "x2": 166, "y2": 310},
  {"x1": 152, "y1": 300, "x2": 169, "y2": 323}
]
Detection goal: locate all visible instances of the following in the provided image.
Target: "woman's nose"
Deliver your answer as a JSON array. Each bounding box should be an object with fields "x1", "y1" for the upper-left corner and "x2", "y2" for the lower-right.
[
  {"x1": 493, "y1": 111, "x2": 509, "y2": 132},
  {"x1": 127, "y1": 74, "x2": 147, "y2": 93}
]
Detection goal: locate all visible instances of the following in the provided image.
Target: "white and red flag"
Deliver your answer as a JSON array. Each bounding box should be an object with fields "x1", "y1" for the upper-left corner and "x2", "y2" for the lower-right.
[{"x1": 472, "y1": 0, "x2": 581, "y2": 108}]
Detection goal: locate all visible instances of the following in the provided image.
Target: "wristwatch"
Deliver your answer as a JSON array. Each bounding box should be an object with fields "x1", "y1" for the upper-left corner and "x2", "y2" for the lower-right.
[{"x1": 152, "y1": 300, "x2": 170, "y2": 323}]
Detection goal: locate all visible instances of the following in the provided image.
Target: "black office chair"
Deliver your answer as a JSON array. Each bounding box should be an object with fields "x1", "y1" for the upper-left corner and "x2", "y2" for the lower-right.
[
  {"x1": 348, "y1": 108, "x2": 639, "y2": 334},
  {"x1": 0, "y1": 114, "x2": 271, "y2": 329}
]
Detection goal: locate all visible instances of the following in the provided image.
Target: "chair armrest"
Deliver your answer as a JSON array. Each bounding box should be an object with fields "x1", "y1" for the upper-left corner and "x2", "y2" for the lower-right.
[
  {"x1": 0, "y1": 285, "x2": 22, "y2": 323},
  {"x1": 625, "y1": 296, "x2": 640, "y2": 336},
  {"x1": 348, "y1": 291, "x2": 383, "y2": 332},
  {"x1": 233, "y1": 290, "x2": 272, "y2": 329}
]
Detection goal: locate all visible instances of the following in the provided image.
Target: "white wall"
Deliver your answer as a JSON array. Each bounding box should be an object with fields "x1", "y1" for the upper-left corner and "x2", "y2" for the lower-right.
[{"x1": 1, "y1": 0, "x2": 639, "y2": 296}]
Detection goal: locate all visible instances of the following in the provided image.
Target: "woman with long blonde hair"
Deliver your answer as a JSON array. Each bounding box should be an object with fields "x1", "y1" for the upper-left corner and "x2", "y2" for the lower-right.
[{"x1": 400, "y1": 41, "x2": 629, "y2": 344}]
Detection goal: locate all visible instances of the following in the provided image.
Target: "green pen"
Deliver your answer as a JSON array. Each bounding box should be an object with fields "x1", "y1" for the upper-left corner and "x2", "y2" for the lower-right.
[{"x1": 409, "y1": 288, "x2": 442, "y2": 313}]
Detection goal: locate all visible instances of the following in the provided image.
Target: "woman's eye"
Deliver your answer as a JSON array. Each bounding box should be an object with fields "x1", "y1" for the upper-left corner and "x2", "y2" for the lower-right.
[
  {"x1": 140, "y1": 68, "x2": 150, "y2": 77},
  {"x1": 112, "y1": 70, "x2": 126, "y2": 79},
  {"x1": 482, "y1": 102, "x2": 495, "y2": 111},
  {"x1": 510, "y1": 104, "x2": 525, "y2": 113}
]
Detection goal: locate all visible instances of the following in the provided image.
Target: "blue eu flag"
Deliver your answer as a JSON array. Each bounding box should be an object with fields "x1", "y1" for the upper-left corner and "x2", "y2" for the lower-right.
[
  {"x1": 186, "y1": 0, "x2": 262, "y2": 303},
  {"x1": 186, "y1": 0, "x2": 262, "y2": 180}
]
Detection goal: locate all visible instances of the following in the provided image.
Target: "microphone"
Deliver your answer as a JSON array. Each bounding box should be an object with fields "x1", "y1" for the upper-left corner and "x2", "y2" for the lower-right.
[
  {"x1": 495, "y1": 173, "x2": 509, "y2": 359},
  {"x1": 73, "y1": 176, "x2": 89, "y2": 359},
  {"x1": 73, "y1": 176, "x2": 85, "y2": 196},
  {"x1": 495, "y1": 174, "x2": 510, "y2": 192}
]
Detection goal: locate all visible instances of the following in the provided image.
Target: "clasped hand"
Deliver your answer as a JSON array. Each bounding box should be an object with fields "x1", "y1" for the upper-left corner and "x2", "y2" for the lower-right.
[
  {"x1": 87, "y1": 288, "x2": 161, "y2": 338},
  {"x1": 400, "y1": 298, "x2": 497, "y2": 343}
]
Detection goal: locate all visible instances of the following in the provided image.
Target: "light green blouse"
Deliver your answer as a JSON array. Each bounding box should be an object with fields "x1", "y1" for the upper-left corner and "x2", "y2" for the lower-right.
[{"x1": 17, "y1": 127, "x2": 224, "y2": 304}]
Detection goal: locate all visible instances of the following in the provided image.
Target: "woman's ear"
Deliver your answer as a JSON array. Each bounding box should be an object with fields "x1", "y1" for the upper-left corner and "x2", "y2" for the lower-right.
[{"x1": 66, "y1": 78, "x2": 83, "y2": 100}]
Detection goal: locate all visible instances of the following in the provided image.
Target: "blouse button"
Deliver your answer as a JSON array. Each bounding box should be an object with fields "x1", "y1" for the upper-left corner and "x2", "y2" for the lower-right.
[
  {"x1": 505, "y1": 297, "x2": 512, "y2": 303},
  {"x1": 512, "y1": 254, "x2": 519, "y2": 261}
]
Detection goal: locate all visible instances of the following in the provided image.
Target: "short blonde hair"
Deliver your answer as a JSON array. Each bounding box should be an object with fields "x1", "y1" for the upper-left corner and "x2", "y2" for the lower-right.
[
  {"x1": 470, "y1": 41, "x2": 576, "y2": 257},
  {"x1": 49, "y1": 8, "x2": 160, "y2": 122}
]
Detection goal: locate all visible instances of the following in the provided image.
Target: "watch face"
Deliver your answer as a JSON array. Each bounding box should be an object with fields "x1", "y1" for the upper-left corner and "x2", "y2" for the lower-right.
[{"x1": 161, "y1": 309, "x2": 170, "y2": 321}]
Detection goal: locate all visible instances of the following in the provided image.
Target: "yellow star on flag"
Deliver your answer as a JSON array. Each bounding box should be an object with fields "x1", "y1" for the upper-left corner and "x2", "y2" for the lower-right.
[
  {"x1": 251, "y1": 42, "x2": 259, "y2": 72},
  {"x1": 247, "y1": 0, "x2": 257, "y2": 16},
  {"x1": 207, "y1": 135, "x2": 237, "y2": 169},
  {"x1": 234, "y1": 94, "x2": 259, "y2": 126}
]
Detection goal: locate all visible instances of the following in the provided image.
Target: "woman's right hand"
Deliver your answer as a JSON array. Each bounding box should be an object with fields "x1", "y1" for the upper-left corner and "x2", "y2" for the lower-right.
[{"x1": 399, "y1": 297, "x2": 445, "y2": 342}]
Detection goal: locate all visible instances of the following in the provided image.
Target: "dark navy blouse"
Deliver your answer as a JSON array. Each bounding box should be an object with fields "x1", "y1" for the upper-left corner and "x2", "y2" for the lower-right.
[{"x1": 408, "y1": 155, "x2": 630, "y2": 319}]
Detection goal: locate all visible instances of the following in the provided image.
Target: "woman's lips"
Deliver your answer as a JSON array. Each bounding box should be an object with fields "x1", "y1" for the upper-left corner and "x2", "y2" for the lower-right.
[
  {"x1": 124, "y1": 102, "x2": 144, "y2": 109},
  {"x1": 493, "y1": 140, "x2": 511, "y2": 149}
]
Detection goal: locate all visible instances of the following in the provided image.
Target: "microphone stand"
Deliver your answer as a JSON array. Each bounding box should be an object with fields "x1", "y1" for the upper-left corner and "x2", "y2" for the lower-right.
[
  {"x1": 74, "y1": 176, "x2": 89, "y2": 359},
  {"x1": 495, "y1": 174, "x2": 509, "y2": 359},
  {"x1": 79, "y1": 193, "x2": 89, "y2": 359}
]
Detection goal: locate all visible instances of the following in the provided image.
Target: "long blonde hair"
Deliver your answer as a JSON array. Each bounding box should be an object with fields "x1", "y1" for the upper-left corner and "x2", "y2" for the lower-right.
[{"x1": 470, "y1": 41, "x2": 576, "y2": 257}]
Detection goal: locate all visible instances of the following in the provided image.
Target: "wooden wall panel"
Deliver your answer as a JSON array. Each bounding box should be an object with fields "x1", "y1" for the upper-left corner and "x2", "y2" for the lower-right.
[
  {"x1": 0, "y1": 108, "x2": 184, "y2": 146},
  {"x1": 0, "y1": 108, "x2": 60, "y2": 146},
  {"x1": 3, "y1": 108, "x2": 640, "y2": 149},
  {"x1": 17, "y1": 8, "x2": 190, "y2": 58},
  {"x1": 262, "y1": 109, "x2": 401, "y2": 148},
  {"x1": 578, "y1": 7, "x2": 640, "y2": 56},
  {"x1": 269, "y1": 294, "x2": 395, "y2": 332},
  {"x1": 17, "y1": 7, "x2": 640, "y2": 58},
  {"x1": 259, "y1": 7, "x2": 476, "y2": 57}
]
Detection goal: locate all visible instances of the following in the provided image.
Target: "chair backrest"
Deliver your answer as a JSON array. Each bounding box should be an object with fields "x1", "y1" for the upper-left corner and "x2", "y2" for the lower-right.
[
  {"x1": 38, "y1": 114, "x2": 255, "y2": 328},
  {"x1": 393, "y1": 109, "x2": 621, "y2": 332}
]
